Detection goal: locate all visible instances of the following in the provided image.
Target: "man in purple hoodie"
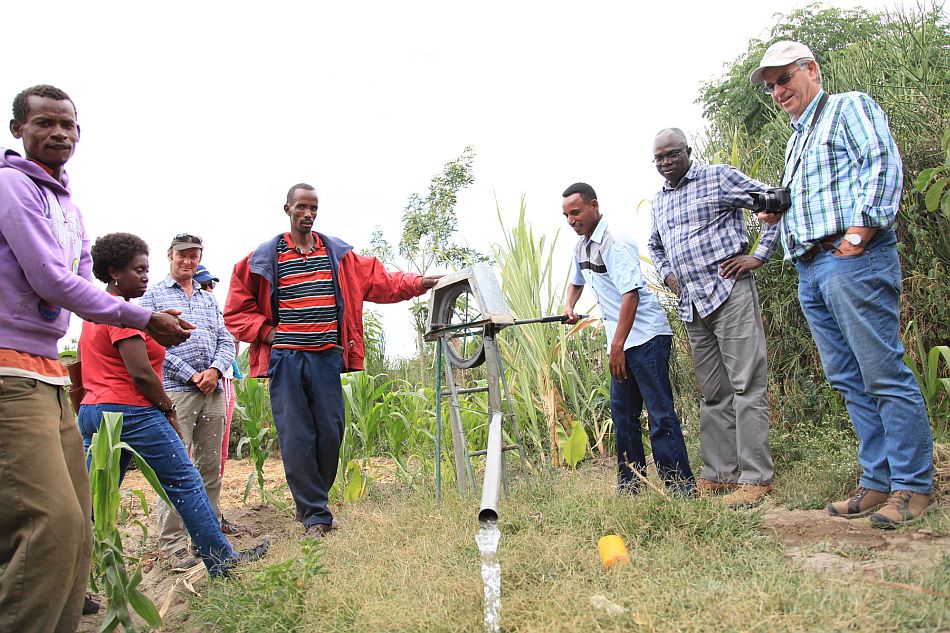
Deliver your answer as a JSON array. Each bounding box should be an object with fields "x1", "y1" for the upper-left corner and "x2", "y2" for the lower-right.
[{"x1": 0, "y1": 85, "x2": 191, "y2": 633}]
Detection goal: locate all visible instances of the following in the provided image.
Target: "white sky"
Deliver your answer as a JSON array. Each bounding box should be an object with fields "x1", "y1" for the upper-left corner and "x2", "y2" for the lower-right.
[{"x1": 2, "y1": 0, "x2": 910, "y2": 357}]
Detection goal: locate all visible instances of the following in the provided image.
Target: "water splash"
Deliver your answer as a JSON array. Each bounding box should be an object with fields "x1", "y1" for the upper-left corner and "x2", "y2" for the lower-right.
[{"x1": 475, "y1": 520, "x2": 501, "y2": 633}]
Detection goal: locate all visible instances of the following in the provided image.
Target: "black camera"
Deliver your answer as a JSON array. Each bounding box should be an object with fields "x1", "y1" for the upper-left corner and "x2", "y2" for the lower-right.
[{"x1": 749, "y1": 187, "x2": 792, "y2": 214}]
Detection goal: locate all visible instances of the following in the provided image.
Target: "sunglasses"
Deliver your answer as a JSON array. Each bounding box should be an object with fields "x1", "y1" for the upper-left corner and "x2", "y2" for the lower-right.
[
  {"x1": 762, "y1": 65, "x2": 804, "y2": 95},
  {"x1": 173, "y1": 233, "x2": 203, "y2": 244}
]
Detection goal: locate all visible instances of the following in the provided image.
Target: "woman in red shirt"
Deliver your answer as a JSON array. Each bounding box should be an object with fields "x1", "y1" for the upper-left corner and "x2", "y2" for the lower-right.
[{"x1": 77, "y1": 233, "x2": 267, "y2": 576}]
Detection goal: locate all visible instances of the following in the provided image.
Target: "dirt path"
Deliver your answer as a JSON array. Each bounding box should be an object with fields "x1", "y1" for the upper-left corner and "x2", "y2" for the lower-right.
[
  {"x1": 764, "y1": 507, "x2": 950, "y2": 583},
  {"x1": 78, "y1": 457, "x2": 295, "y2": 632}
]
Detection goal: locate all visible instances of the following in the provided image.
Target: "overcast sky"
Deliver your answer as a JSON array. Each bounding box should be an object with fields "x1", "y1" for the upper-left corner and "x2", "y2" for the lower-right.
[{"x1": 2, "y1": 0, "x2": 913, "y2": 357}]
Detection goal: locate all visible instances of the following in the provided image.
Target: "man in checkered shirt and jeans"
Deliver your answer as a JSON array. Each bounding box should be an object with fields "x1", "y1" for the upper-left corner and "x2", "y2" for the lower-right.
[
  {"x1": 649, "y1": 127, "x2": 780, "y2": 507},
  {"x1": 752, "y1": 41, "x2": 934, "y2": 527},
  {"x1": 140, "y1": 233, "x2": 236, "y2": 569}
]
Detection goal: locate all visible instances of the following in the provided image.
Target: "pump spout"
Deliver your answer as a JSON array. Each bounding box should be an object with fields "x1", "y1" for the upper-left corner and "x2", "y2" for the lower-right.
[{"x1": 478, "y1": 411, "x2": 504, "y2": 523}]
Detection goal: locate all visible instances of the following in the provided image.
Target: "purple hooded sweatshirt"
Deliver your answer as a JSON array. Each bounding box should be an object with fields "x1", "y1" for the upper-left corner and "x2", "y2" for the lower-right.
[{"x1": 0, "y1": 147, "x2": 151, "y2": 359}]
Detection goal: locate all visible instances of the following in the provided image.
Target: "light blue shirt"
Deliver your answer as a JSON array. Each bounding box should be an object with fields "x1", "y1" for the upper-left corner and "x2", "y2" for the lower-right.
[
  {"x1": 571, "y1": 218, "x2": 672, "y2": 350},
  {"x1": 780, "y1": 90, "x2": 903, "y2": 260}
]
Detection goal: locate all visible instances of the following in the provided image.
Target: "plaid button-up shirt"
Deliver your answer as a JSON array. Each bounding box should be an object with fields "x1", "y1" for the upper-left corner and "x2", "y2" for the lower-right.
[
  {"x1": 780, "y1": 90, "x2": 903, "y2": 260},
  {"x1": 139, "y1": 276, "x2": 235, "y2": 392},
  {"x1": 649, "y1": 162, "x2": 780, "y2": 322}
]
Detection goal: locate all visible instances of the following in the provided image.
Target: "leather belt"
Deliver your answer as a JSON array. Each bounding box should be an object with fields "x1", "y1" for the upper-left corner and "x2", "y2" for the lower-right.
[{"x1": 798, "y1": 232, "x2": 844, "y2": 262}]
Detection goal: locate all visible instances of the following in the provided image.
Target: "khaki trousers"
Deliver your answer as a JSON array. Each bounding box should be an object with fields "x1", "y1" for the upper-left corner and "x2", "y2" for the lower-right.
[
  {"x1": 685, "y1": 277, "x2": 774, "y2": 485},
  {"x1": 156, "y1": 390, "x2": 225, "y2": 556},
  {"x1": 0, "y1": 377, "x2": 92, "y2": 633}
]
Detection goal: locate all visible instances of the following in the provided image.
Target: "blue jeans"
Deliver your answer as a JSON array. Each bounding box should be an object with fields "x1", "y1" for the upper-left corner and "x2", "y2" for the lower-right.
[
  {"x1": 269, "y1": 348, "x2": 345, "y2": 527},
  {"x1": 795, "y1": 229, "x2": 933, "y2": 494},
  {"x1": 78, "y1": 403, "x2": 237, "y2": 575},
  {"x1": 610, "y1": 335, "x2": 695, "y2": 493}
]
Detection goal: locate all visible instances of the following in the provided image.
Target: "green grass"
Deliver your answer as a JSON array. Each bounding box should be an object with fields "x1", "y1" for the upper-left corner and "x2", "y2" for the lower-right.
[{"x1": 187, "y1": 458, "x2": 949, "y2": 633}]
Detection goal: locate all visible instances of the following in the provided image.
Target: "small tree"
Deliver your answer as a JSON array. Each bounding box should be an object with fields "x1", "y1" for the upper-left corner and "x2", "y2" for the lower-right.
[{"x1": 366, "y1": 146, "x2": 487, "y2": 373}]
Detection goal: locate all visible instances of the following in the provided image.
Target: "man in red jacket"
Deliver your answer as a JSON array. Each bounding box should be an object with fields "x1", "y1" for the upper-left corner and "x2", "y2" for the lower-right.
[{"x1": 225, "y1": 183, "x2": 439, "y2": 537}]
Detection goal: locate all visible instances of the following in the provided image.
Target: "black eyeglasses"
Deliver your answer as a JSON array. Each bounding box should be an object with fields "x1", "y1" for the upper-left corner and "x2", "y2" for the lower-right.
[
  {"x1": 173, "y1": 233, "x2": 203, "y2": 244},
  {"x1": 653, "y1": 148, "x2": 687, "y2": 165},
  {"x1": 762, "y1": 66, "x2": 804, "y2": 95}
]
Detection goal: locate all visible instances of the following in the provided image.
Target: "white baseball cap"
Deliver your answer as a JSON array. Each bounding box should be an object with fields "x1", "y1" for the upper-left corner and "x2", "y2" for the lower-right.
[{"x1": 750, "y1": 40, "x2": 815, "y2": 85}]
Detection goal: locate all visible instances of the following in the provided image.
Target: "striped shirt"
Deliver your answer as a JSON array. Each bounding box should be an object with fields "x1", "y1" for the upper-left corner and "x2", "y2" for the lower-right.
[
  {"x1": 273, "y1": 233, "x2": 339, "y2": 351},
  {"x1": 780, "y1": 90, "x2": 903, "y2": 261},
  {"x1": 649, "y1": 162, "x2": 780, "y2": 321}
]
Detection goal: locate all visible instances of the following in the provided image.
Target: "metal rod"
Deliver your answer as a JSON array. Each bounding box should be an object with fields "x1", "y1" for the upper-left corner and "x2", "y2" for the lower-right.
[
  {"x1": 509, "y1": 313, "x2": 588, "y2": 326},
  {"x1": 467, "y1": 444, "x2": 522, "y2": 457},
  {"x1": 443, "y1": 342, "x2": 473, "y2": 495},
  {"x1": 497, "y1": 353, "x2": 528, "y2": 469},
  {"x1": 439, "y1": 386, "x2": 489, "y2": 396},
  {"x1": 434, "y1": 338, "x2": 443, "y2": 503}
]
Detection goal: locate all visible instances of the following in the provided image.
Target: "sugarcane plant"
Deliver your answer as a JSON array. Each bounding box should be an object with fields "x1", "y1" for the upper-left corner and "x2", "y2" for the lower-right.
[{"x1": 88, "y1": 411, "x2": 168, "y2": 632}]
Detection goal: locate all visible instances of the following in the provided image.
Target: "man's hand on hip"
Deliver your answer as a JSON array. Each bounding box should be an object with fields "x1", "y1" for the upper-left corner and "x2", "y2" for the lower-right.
[
  {"x1": 719, "y1": 255, "x2": 764, "y2": 279},
  {"x1": 664, "y1": 274, "x2": 682, "y2": 298}
]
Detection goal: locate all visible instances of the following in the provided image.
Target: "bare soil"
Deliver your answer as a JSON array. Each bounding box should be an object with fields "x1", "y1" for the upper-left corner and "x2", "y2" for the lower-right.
[
  {"x1": 763, "y1": 507, "x2": 950, "y2": 583},
  {"x1": 78, "y1": 456, "x2": 296, "y2": 632}
]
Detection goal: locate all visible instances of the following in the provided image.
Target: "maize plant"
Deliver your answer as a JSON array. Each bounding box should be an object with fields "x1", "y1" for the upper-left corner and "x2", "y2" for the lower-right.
[
  {"x1": 234, "y1": 377, "x2": 290, "y2": 513},
  {"x1": 88, "y1": 411, "x2": 168, "y2": 633}
]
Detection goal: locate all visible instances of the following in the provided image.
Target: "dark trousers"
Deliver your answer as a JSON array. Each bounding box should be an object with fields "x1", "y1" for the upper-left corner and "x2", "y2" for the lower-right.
[
  {"x1": 609, "y1": 335, "x2": 695, "y2": 493},
  {"x1": 269, "y1": 348, "x2": 345, "y2": 526}
]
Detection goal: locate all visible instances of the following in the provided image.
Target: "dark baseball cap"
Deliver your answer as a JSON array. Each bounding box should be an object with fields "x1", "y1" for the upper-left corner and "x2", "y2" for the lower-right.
[{"x1": 170, "y1": 233, "x2": 203, "y2": 251}]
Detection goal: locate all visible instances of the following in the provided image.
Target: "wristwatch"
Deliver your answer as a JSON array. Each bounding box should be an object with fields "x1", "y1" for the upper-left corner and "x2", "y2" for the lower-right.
[
  {"x1": 161, "y1": 402, "x2": 177, "y2": 416},
  {"x1": 842, "y1": 233, "x2": 866, "y2": 248}
]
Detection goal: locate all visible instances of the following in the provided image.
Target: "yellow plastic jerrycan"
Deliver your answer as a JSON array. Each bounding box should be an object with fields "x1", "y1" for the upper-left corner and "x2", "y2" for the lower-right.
[{"x1": 598, "y1": 534, "x2": 629, "y2": 570}]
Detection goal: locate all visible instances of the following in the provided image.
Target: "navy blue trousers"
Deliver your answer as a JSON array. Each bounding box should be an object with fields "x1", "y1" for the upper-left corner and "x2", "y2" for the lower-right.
[
  {"x1": 269, "y1": 348, "x2": 345, "y2": 526},
  {"x1": 610, "y1": 334, "x2": 695, "y2": 493}
]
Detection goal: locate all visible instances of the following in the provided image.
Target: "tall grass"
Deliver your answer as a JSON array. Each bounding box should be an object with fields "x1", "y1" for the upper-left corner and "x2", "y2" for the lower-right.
[{"x1": 493, "y1": 198, "x2": 610, "y2": 466}]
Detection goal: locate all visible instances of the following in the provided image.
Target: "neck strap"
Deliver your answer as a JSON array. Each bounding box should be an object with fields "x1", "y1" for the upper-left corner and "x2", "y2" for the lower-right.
[{"x1": 783, "y1": 92, "x2": 830, "y2": 187}]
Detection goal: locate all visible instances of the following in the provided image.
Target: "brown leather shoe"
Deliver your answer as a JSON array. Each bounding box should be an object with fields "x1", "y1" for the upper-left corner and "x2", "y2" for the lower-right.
[
  {"x1": 168, "y1": 547, "x2": 201, "y2": 571},
  {"x1": 300, "y1": 522, "x2": 333, "y2": 540},
  {"x1": 697, "y1": 478, "x2": 737, "y2": 496},
  {"x1": 869, "y1": 491, "x2": 936, "y2": 529},
  {"x1": 221, "y1": 515, "x2": 244, "y2": 536},
  {"x1": 826, "y1": 487, "x2": 889, "y2": 518},
  {"x1": 722, "y1": 483, "x2": 773, "y2": 507}
]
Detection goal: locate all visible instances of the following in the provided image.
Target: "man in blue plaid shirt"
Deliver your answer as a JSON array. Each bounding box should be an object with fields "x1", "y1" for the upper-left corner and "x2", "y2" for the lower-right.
[
  {"x1": 648, "y1": 127, "x2": 779, "y2": 507},
  {"x1": 752, "y1": 41, "x2": 934, "y2": 527},
  {"x1": 140, "y1": 233, "x2": 236, "y2": 568}
]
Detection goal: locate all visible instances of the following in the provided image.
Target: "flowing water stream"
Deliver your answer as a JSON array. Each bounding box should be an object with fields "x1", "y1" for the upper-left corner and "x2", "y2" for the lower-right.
[{"x1": 475, "y1": 520, "x2": 501, "y2": 633}]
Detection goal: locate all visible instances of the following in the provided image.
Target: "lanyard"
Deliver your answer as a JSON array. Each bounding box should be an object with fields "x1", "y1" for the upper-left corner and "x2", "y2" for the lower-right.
[{"x1": 782, "y1": 92, "x2": 830, "y2": 188}]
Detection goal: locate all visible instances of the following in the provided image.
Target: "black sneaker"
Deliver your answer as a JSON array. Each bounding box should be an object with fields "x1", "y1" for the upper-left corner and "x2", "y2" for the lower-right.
[
  {"x1": 82, "y1": 593, "x2": 101, "y2": 615},
  {"x1": 237, "y1": 538, "x2": 270, "y2": 564}
]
